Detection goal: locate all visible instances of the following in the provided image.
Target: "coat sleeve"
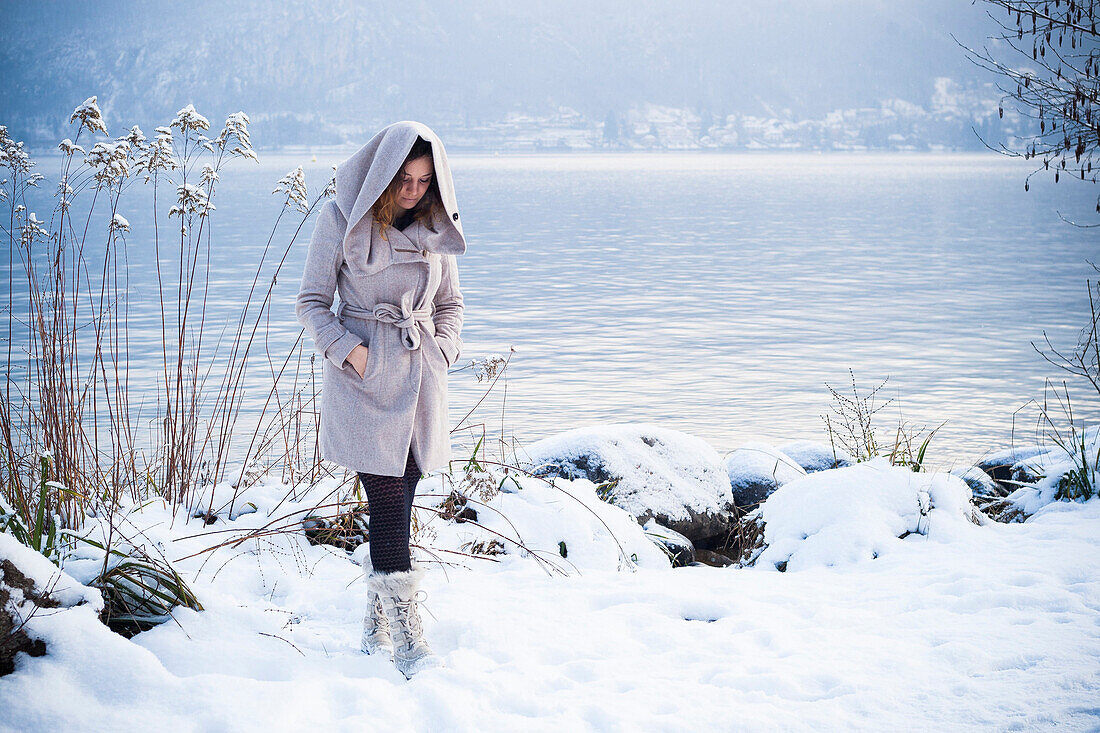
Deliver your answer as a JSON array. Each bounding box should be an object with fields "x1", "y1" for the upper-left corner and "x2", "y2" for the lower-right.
[
  {"x1": 295, "y1": 200, "x2": 363, "y2": 371},
  {"x1": 432, "y1": 253, "x2": 464, "y2": 368}
]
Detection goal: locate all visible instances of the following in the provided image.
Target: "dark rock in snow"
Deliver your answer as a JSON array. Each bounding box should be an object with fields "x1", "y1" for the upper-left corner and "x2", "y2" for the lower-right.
[
  {"x1": 1008, "y1": 462, "x2": 1043, "y2": 485},
  {"x1": 951, "y1": 465, "x2": 1007, "y2": 501},
  {"x1": 1, "y1": 559, "x2": 51, "y2": 676},
  {"x1": 643, "y1": 519, "x2": 696, "y2": 567},
  {"x1": 0, "y1": 535, "x2": 105, "y2": 676},
  {"x1": 722, "y1": 441, "x2": 807, "y2": 509},
  {"x1": 975, "y1": 445, "x2": 1047, "y2": 484},
  {"x1": 955, "y1": 463, "x2": 1029, "y2": 525},
  {"x1": 693, "y1": 549, "x2": 737, "y2": 567}
]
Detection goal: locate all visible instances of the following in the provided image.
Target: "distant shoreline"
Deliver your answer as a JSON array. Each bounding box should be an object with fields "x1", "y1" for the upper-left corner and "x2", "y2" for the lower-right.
[{"x1": 21, "y1": 145, "x2": 1018, "y2": 161}]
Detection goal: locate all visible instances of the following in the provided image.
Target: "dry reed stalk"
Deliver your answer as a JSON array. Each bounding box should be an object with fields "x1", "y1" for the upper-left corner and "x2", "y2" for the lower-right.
[{"x1": 0, "y1": 100, "x2": 339, "y2": 560}]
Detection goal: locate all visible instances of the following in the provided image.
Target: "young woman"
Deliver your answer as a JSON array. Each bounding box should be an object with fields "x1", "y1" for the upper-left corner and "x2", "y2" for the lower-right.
[{"x1": 295, "y1": 121, "x2": 466, "y2": 678}]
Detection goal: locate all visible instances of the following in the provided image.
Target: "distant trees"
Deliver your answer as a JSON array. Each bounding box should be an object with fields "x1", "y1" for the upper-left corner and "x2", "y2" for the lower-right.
[{"x1": 961, "y1": 0, "x2": 1099, "y2": 222}]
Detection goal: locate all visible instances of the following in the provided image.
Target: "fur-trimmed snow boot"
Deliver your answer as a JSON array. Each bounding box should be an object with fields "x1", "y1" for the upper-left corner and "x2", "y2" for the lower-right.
[
  {"x1": 360, "y1": 589, "x2": 394, "y2": 656},
  {"x1": 359, "y1": 553, "x2": 393, "y2": 656},
  {"x1": 366, "y1": 563, "x2": 443, "y2": 678}
]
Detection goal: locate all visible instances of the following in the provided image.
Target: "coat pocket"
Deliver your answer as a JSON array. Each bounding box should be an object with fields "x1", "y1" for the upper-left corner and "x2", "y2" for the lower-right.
[
  {"x1": 425, "y1": 331, "x2": 451, "y2": 370},
  {"x1": 339, "y1": 316, "x2": 383, "y2": 384},
  {"x1": 360, "y1": 340, "x2": 383, "y2": 382},
  {"x1": 359, "y1": 321, "x2": 385, "y2": 383}
]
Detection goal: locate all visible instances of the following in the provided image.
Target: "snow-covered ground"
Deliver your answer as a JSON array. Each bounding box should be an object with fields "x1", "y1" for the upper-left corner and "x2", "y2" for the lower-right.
[{"x1": 2, "y1": 465, "x2": 1099, "y2": 732}]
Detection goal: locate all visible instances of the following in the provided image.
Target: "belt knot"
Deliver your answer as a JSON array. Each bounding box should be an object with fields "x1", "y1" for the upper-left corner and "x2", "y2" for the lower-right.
[{"x1": 371, "y1": 290, "x2": 433, "y2": 350}]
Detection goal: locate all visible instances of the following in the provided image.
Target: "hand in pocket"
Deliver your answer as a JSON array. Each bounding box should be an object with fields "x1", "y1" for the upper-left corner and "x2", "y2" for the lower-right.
[{"x1": 347, "y1": 344, "x2": 370, "y2": 378}]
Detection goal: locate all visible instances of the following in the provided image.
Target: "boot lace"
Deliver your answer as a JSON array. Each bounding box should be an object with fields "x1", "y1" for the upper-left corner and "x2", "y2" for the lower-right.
[
  {"x1": 393, "y1": 590, "x2": 429, "y2": 649},
  {"x1": 370, "y1": 594, "x2": 388, "y2": 629}
]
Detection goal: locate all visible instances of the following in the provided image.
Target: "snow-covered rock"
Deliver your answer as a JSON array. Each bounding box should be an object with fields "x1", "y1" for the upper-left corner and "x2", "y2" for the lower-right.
[
  {"x1": 751, "y1": 458, "x2": 979, "y2": 572},
  {"x1": 723, "y1": 441, "x2": 807, "y2": 508},
  {"x1": 427, "y1": 468, "x2": 671, "y2": 571},
  {"x1": 0, "y1": 535, "x2": 103, "y2": 616},
  {"x1": 519, "y1": 423, "x2": 735, "y2": 546},
  {"x1": 951, "y1": 465, "x2": 1004, "y2": 501},
  {"x1": 1, "y1": 533, "x2": 105, "y2": 675},
  {"x1": 975, "y1": 444, "x2": 1050, "y2": 483},
  {"x1": 976, "y1": 426, "x2": 1100, "y2": 518},
  {"x1": 779, "y1": 439, "x2": 854, "y2": 473}
]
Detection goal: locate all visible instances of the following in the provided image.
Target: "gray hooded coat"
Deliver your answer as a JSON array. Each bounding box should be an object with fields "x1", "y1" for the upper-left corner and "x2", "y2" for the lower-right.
[{"x1": 295, "y1": 121, "x2": 466, "y2": 477}]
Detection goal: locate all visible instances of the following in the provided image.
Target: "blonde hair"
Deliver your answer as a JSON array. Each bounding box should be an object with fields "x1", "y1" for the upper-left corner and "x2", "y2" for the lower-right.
[{"x1": 373, "y1": 136, "x2": 442, "y2": 241}]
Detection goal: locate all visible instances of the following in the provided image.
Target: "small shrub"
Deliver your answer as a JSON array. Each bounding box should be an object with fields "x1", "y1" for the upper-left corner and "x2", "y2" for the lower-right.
[
  {"x1": 302, "y1": 504, "x2": 370, "y2": 552},
  {"x1": 75, "y1": 537, "x2": 203, "y2": 637},
  {"x1": 821, "y1": 370, "x2": 893, "y2": 463},
  {"x1": 730, "y1": 509, "x2": 767, "y2": 567},
  {"x1": 822, "y1": 370, "x2": 943, "y2": 471},
  {"x1": 437, "y1": 490, "x2": 478, "y2": 523}
]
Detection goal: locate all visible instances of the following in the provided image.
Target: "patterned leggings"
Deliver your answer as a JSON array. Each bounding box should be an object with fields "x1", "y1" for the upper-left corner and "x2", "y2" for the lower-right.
[{"x1": 357, "y1": 448, "x2": 422, "y2": 574}]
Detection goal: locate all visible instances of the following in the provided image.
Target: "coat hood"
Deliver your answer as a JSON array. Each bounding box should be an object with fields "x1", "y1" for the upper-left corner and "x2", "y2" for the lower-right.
[{"x1": 334, "y1": 121, "x2": 466, "y2": 274}]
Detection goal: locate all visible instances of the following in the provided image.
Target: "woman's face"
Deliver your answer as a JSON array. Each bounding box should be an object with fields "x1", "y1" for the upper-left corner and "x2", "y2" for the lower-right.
[{"x1": 396, "y1": 156, "x2": 434, "y2": 213}]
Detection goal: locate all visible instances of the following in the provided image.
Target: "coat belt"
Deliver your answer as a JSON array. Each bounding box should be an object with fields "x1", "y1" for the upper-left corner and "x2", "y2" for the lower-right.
[{"x1": 338, "y1": 290, "x2": 433, "y2": 351}]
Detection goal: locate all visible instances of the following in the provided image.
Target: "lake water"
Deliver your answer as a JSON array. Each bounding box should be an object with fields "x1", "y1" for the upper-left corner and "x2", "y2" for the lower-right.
[{"x1": 6, "y1": 151, "x2": 1100, "y2": 472}]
